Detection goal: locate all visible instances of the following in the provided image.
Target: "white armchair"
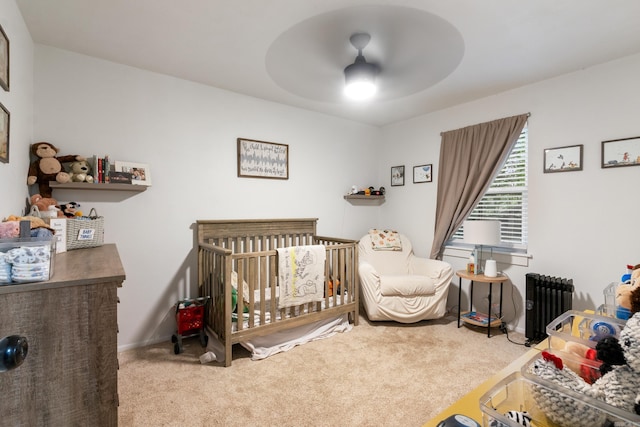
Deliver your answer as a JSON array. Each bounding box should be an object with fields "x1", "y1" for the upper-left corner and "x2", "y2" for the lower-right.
[{"x1": 358, "y1": 231, "x2": 453, "y2": 323}]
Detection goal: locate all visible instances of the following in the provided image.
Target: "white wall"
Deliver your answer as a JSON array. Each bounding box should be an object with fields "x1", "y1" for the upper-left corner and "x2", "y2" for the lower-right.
[
  {"x1": 0, "y1": 1, "x2": 33, "y2": 214},
  {"x1": 33, "y1": 46, "x2": 381, "y2": 350},
  {"x1": 380, "y1": 53, "x2": 640, "y2": 334},
  {"x1": 7, "y1": 1, "x2": 640, "y2": 347}
]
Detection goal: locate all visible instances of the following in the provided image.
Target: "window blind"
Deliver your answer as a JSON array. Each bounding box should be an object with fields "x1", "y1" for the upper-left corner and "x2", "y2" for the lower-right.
[{"x1": 452, "y1": 126, "x2": 528, "y2": 249}]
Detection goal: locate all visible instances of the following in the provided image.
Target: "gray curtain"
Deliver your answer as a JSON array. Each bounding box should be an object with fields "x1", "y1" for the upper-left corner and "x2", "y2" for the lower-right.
[{"x1": 429, "y1": 114, "x2": 528, "y2": 259}]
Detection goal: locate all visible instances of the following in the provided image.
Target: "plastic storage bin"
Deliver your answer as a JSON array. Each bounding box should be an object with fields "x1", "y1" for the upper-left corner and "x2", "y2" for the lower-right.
[
  {"x1": 602, "y1": 281, "x2": 632, "y2": 320},
  {"x1": 546, "y1": 309, "x2": 626, "y2": 352},
  {"x1": 0, "y1": 237, "x2": 55, "y2": 284},
  {"x1": 480, "y1": 370, "x2": 640, "y2": 427}
]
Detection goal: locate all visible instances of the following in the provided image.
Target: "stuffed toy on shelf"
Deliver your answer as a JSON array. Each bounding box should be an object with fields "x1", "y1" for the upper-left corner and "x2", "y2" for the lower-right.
[{"x1": 27, "y1": 142, "x2": 85, "y2": 198}]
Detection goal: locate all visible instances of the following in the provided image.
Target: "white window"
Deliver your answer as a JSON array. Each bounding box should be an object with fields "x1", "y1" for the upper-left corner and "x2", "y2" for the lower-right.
[{"x1": 450, "y1": 126, "x2": 528, "y2": 251}]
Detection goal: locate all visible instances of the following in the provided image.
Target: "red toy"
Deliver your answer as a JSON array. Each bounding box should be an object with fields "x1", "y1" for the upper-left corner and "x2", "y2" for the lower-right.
[{"x1": 171, "y1": 297, "x2": 209, "y2": 354}]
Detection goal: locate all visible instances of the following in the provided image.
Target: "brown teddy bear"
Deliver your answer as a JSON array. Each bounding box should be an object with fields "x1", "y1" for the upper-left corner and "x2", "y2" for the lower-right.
[
  {"x1": 27, "y1": 142, "x2": 85, "y2": 198},
  {"x1": 29, "y1": 194, "x2": 64, "y2": 218}
]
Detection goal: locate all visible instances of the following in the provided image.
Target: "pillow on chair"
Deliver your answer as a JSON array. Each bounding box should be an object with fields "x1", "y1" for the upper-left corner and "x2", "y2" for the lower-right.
[{"x1": 368, "y1": 229, "x2": 402, "y2": 251}]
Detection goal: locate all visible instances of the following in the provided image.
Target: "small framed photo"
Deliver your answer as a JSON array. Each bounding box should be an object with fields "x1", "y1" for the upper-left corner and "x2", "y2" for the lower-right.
[
  {"x1": 543, "y1": 144, "x2": 583, "y2": 173},
  {"x1": 0, "y1": 101, "x2": 9, "y2": 163},
  {"x1": 0, "y1": 24, "x2": 8, "y2": 91},
  {"x1": 413, "y1": 164, "x2": 432, "y2": 183},
  {"x1": 114, "y1": 161, "x2": 151, "y2": 186},
  {"x1": 601, "y1": 136, "x2": 640, "y2": 168},
  {"x1": 237, "y1": 138, "x2": 289, "y2": 179},
  {"x1": 391, "y1": 165, "x2": 404, "y2": 186}
]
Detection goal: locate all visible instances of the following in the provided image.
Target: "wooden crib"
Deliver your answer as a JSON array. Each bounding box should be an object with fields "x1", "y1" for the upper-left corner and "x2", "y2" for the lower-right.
[{"x1": 197, "y1": 218, "x2": 359, "y2": 366}]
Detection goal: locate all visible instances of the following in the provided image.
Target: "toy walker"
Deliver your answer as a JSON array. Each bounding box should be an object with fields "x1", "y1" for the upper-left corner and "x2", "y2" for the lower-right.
[{"x1": 171, "y1": 297, "x2": 209, "y2": 354}]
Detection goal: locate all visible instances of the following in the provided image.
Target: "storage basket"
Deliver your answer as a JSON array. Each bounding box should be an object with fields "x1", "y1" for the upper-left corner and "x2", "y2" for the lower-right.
[
  {"x1": 176, "y1": 303, "x2": 205, "y2": 335},
  {"x1": 66, "y1": 208, "x2": 104, "y2": 250}
]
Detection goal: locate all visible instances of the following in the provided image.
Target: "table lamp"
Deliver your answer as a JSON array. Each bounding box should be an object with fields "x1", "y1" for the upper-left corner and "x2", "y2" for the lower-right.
[{"x1": 463, "y1": 220, "x2": 500, "y2": 276}]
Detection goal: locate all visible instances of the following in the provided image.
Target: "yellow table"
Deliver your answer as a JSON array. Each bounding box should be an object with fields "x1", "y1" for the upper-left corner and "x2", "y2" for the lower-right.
[{"x1": 422, "y1": 342, "x2": 544, "y2": 426}]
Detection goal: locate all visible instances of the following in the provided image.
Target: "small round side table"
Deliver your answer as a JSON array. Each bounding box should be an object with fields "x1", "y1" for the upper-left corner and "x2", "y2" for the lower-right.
[{"x1": 456, "y1": 270, "x2": 510, "y2": 338}]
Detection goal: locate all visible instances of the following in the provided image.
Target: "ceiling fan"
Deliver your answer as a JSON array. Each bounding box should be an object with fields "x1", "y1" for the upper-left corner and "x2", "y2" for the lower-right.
[{"x1": 343, "y1": 32, "x2": 380, "y2": 101}]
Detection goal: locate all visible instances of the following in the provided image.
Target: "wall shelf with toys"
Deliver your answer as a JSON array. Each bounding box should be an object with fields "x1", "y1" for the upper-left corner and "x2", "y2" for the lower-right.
[{"x1": 49, "y1": 182, "x2": 147, "y2": 192}]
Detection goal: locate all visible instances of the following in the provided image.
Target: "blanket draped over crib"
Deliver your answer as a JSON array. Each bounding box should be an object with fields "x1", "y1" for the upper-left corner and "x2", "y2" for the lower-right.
[{"x1": 277, "y1": 245, "x2": 325, "y2": 309}]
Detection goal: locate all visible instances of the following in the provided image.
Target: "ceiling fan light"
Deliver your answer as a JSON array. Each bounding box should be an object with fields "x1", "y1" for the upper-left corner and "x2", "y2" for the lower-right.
[
  {"x1": 344, "y1": 80, "x2": 377, "y2": 100},
  {"x1": 344, "y1": 61, "x2": 378, "y2": 100}
]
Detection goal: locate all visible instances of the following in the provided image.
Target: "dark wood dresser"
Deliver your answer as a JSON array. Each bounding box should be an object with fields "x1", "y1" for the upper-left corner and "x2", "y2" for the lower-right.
[{"x1": 0, "y1": 244, "x2": 125, "y2": 426}]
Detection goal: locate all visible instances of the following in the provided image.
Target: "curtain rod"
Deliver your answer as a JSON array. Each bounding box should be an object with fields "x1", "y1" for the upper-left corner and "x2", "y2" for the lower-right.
[{"x1": 439, "y1": 112, "x2": 530, "y2": 136}]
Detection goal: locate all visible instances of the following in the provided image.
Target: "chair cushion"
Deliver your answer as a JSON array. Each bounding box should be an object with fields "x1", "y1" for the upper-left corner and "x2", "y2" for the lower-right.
[{"x1": 379, "y1": 275, "x2": 436, "y2": 297}]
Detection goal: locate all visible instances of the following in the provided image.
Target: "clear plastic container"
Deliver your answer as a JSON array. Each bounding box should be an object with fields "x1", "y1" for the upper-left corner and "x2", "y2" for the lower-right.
[
  {"x1": 602, "y1": 281, "x2": 633, "y2": 320},
  {"x1": 545, "y1": 310, "x2": 626, "y2": 352},
  {"x1": 481, "y1": 370, "x2": 640, "y2": 427},
  {"x1": 0, "y1": 237, "x2": 55, "y2": 284}
]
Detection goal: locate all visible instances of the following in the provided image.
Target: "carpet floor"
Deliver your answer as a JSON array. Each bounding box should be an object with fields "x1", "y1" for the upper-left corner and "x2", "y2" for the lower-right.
[{"x1": 117, "y1": 314, "x2": 528, "y2": 427}]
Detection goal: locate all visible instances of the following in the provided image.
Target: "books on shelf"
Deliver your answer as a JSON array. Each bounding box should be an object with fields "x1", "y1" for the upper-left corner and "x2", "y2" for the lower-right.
[
  {"x1": 91, "y1": 155, "x2": 112, "y2": 184},
  {"x1": 89, "y1": 156, "x2": 151, "y2": 186},
  {"x1": 461, "y1": 311, "x2": 498, "y2": 326}
]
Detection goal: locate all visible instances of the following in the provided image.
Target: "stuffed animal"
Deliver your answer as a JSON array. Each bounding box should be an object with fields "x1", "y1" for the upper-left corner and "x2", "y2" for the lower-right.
[
  {"x1": 589, "y1": 311, "x2": 640, "y2": 415},
  {"x1": 29, "y1": 194, "x2": 63, "y2": 218},
  {"x1": 67, "y1": 160, "x2": 94, "y2": 183},
  {"x1": 615, "y1": 265, "x2": 640, "y2": 320},
  {"x1": 616, "y1": 283, "x2": 635, "y2": 319},
  {"x1": 59, "y1": 202, "x2": 81, "y2": 218},
  {"x1": 27, "y1": 142, "x2": 85, "y2": 198}
]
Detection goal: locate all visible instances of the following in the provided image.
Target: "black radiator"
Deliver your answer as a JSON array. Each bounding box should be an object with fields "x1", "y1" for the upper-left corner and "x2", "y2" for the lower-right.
[{"x1": 525, "y1": 273, "x2": 574, "y2": 346}]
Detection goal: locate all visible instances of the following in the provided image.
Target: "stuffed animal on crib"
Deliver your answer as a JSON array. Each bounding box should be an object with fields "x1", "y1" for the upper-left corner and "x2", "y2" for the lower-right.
[{"x1": 27, "y1": 142, "x2": 85, "y2": 198}]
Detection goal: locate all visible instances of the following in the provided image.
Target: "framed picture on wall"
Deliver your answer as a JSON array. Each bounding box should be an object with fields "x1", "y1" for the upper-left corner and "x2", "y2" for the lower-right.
[
  {"x1": 543, "y1": 144, "x2": 583, "y2": 173},
  {"x1": 413, "y1": 164, "x2": 432, "y2": 183},
  {"x1": 391, "y1": 165, "x2": 404, "y2": 186},
  {"x1": 0, "y1": 24, "x2": 8, "y2": 91},
  {"x1": 0, "y1": 102, "x2": 9, "y2": 163},
  {"x1": 237, "y1": 138, "x2": 289, "y2": 179},
  {"x1": 601, "y1": 136, "x2": 640, "y2": 168}
]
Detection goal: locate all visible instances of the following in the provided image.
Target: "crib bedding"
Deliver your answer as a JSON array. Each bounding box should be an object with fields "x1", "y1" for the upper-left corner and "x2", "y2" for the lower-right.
[
  {"x1": 240, "y1": 314, "x2": 351, "y2": 360},
  {"x1": 232, "y1": 287, "x2": 351, "y2": 326},
  {"x1": 204, "y1": 314, "x2": 351, "y2": 362},
  {"x1": 197, "y1": 218, "x2": 359, "y2": 366}
]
